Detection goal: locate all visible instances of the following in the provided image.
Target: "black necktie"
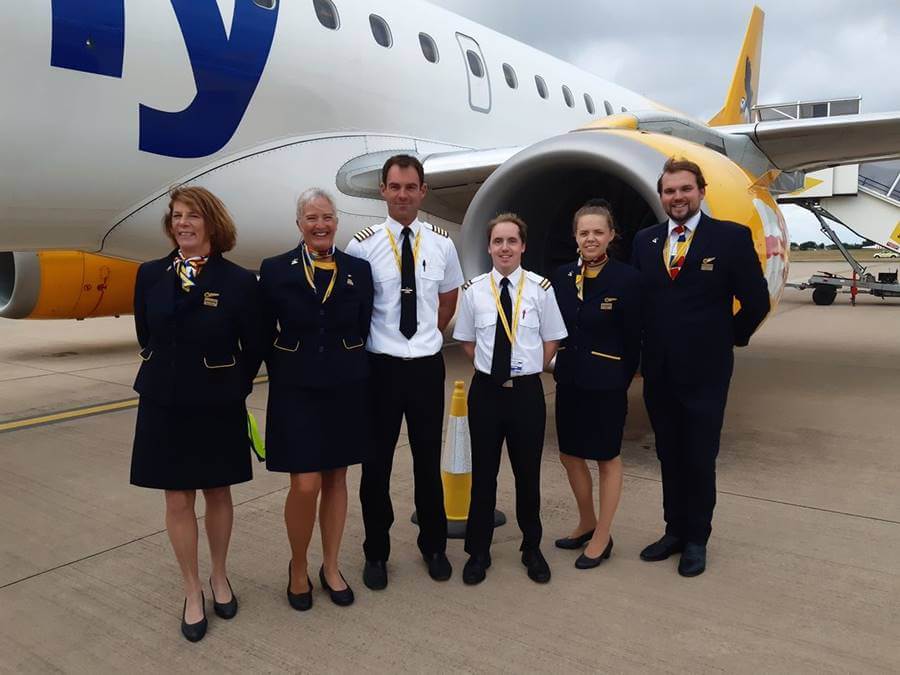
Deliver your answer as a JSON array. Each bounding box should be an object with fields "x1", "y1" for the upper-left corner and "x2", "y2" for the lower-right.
[
  {"x1": 399, "y1": 227, "x2": 417, "y2": 339},
  {"x1": 490, "y1": 277, "x2": 512, "y2": 385}
]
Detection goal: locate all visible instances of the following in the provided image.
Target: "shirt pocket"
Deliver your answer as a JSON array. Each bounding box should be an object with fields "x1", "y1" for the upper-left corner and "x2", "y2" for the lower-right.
[
  {"x1": 474, "y1": 312, "x2": 497, "y2": 329},
  {"x1": 372, "y1": 263, "x2": 399, "y2": 284},
  {"x1": 516, "y1": 309, "x2": 542, "y2": 352}
]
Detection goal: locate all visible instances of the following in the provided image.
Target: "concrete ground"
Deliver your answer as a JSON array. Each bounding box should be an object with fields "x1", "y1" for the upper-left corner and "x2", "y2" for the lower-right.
[{"x1": 0, "y1": 261, "x2": 898, "y2": 673}]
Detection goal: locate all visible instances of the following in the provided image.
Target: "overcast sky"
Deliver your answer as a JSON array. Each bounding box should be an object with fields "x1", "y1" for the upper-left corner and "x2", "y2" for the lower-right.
[{"x1": 431, "y1": 0, "x2": 900, "y2": 242}]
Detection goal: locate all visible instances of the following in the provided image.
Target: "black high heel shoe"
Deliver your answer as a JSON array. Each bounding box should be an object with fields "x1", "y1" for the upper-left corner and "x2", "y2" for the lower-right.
[
  {"x1": 575, "y1": 537, "x2": 614, "y2": 569},
  {"x1": 319, "y1": 565, "x2": 354, "y2": 606},
  {"x1": 210, "y1": 576, "x2": 238, "y2": 619},
  {"x1": 554, "y1": 529, "x2": 595, "y2": 550},
  {"x1": 181, "y1": 592, "x2": 207, "y2": 642},
  {"x1": 287, "y1": 562, "x2": 313, "y2": 611}
]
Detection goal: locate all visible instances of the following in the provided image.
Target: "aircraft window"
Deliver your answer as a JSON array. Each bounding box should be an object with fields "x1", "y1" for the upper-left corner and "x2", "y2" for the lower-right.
[
  {"x1": 621, "y1": 106, "x2": 628, "y2": 112},
  {"x1": 254, "y1": 0, "x2": 277, "y2": 8},
  {"x1": 465, "y1": 50, "x2": 485, "y2": 78},
  {"x1": 503, "y1": 63, "x2": 518, "y2": 89},
  {"x1": 535, "y1": 75, "x2": 549, "y2": 100},
  {"x1": 369, "y1": 14, "x2": 392, "y2": 48},
  {"x1": 312, "y1": 0, "x2": 338, "y2": 29},
  {"x1": 419, "y1": 33, "x2": 439, "y2": 63},
  {"x1": 603, "y1": 100, "x2": 613, "y2": 115},
  {"x1": 584, "y1": 93, "x2": 595, "y2": 115},
  {"x1": 562, "y1": 85, "x2": 574, "y2": 108}
]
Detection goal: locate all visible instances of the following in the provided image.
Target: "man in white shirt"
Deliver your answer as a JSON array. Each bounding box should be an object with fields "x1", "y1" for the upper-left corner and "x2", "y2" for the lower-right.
[
  {"x1": 453, "y1": 213, "x2": 568, "y2": 585},
  {"x1": 346, "y1": 155, "x2": 464, "y2": 589}
]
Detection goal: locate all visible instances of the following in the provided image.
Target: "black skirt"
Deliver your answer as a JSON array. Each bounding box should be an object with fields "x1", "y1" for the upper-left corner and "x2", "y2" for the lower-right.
[
  {"x1": 130, "y1": 398, "x2": 253, "y2": 490},
  {"x1": 265, "y1": 381, "x2": 372, "y2": 473},
  {"x1": 555, "y1": 384, "x2": 627, "y2": 460}
]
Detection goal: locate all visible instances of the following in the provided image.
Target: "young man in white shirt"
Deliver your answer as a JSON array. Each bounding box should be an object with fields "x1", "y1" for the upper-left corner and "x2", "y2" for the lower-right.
[{"x1": 453, "y1": 213, "x2": 567, "y2": 585}]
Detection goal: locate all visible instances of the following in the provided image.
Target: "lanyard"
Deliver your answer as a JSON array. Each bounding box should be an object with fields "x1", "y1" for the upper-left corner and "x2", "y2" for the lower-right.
[
  {"x1": 301, "y1": 242, "x2": 337, "y2": 303},
  {"x1": 385, "y1": 226, "x2": 422, "y2": 273},
  {"x1": 575, "y1": 254, "x2": 608, "y2": 301},
  {"x1": 489, "y1": 272, "x2": 526, "y2": 345}
]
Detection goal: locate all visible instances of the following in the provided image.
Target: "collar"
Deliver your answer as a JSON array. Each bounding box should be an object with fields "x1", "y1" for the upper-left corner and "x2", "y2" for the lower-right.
[
  {"x1": 667, "y1": 210, "x2": 701, "y2": 237},
  {"x1": 491, "y1": 266, "x2": 523, "y2": 287},
  {"x1": 386, "y1": 216, "x2": 422, "y2": 238}
]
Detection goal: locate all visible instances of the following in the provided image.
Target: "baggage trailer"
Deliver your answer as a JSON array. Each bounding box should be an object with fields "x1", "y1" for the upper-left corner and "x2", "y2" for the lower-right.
[{"x1": 785, "y1": 201, "x2": 900, "y2": 306}]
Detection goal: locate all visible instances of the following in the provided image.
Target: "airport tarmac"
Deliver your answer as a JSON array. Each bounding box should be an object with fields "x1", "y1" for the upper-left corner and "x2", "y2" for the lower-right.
[{"x1": 0, "y1": 260, "x2": 898, "y2": 673}]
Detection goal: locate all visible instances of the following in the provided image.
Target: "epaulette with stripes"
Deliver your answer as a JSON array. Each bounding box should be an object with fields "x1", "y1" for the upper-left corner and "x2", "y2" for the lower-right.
[
  {"x1": 461, "y1": 273, "x2": 488, "y2": 291},
  {"x1": 526, "y1": 270, "x2": 551, "y2": 289},
  {"x1": 353, "y1": 227, "x2": 376, "y2": 243},
  {"x1": 428, "y1": 223, "x2": 450, "y2": 238}
]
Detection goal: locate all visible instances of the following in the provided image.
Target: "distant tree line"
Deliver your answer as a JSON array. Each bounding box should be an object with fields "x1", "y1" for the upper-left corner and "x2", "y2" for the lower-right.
[{"x1": 790, "y1": 239, "x2": 874, "y2": 251}]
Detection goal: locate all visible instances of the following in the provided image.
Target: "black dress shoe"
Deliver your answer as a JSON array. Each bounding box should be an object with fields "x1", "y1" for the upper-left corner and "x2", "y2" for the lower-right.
[
  {"x1": 422, "y1": 552, "x2": 452, "y2": 581},
  {"x1": 363, "y1": 559, "x2": 388, "y2": 591},
  {"x1": 554, "y1": 529, "x2": 595, "y2": 550},
  {"x1": 319, "y1": 566, "x2": 354, "y2": 606},
  {"x1": 521, "y1": 548, "x2": 551, "y2": 583},
  {"x1": 181, "y1": 593, "x2": 207, "y2": 643},
  {"x1": 287, "y1": 562, "x2": 313, "y2": 611},
  {"x1": 575, "y1": 537, "x2": 614, "y2": 569},
  {"x1": 210, "y1": 576, "x2": 238, "y2": 619},
  {"x1": 462, "y1": 554, "x2": 491, "y2": 585},
  {"x1": 678, "y1": 542, "x2": 707, "y2": 577},
  {"x1": 640, "y1": 534, "x2": 684, "y2": 561}
]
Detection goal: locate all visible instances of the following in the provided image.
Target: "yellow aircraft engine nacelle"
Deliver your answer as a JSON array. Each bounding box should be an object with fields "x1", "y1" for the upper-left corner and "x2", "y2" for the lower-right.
[
  {"x1": 459, "y1": 123, "x2": 790, "y2": 307},
  {"x1": 0, "y1": 251, "x2": 138, "y2": 319}
]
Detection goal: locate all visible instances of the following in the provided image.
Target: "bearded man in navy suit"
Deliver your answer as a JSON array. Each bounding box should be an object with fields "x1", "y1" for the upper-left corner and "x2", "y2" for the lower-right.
[{"x1": 631, "y1": 158, "x2": 770, "y2": 577}]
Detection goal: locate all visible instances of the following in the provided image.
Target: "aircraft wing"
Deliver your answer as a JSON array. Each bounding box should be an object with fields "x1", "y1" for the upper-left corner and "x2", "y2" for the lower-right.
[
  {"x1": 338, "y1": 147, "x2": 522, "y2": 223},
  {"x1": 721, "y1": 112, "x2": 900, "y2": 173}
]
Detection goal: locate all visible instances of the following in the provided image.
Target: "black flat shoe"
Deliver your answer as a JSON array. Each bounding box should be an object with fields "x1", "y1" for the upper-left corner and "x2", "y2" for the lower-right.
[
  {"x1": 575, "y1": 537, "x2": 614, "y2": 569},
  {"x1": 422, "y1": 552, "x2": 452, "y2": 581},
  {"x1": 554, "y1": 529, "x2": 595, "y2": 550},
  {"x1": 640, "y1": 534, "x2": 684, "y2": 562},
  {"x1": 181, "y1": 592, "x2": 207, "y2": 643},
  {"x1": 462, "y1": 553, "x2": 492, "y2": 586},
  {"x1": 210, "y1": 576, "x2": 238, "y2": 619},
  {"x1": 678, "y1": 542, "x2": 707, "y2": 577},
  {"x1": 363, "y1": 560, "x2": 388, "y2": 591},
  {"x1": 521, "y1": 548, "x2": 551, "y2": 584},
  {"x1": 319, "y1": 566, "x2": 354, "y2": 607},
  {"x1": 287, "y1": 562, "x2": 313, "y2": 611}
]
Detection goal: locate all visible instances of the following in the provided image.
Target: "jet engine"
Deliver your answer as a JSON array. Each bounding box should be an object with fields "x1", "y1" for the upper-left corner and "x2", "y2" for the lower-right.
[
  {"x1": 458, "y1": 124, "x2": 789, "y2": 301},
  {"x1": 0, "y1": 251, "x2": 138, "y2": 319}
]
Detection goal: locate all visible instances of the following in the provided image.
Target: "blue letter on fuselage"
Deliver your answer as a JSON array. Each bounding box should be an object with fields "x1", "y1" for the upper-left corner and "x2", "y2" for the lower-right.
[
  {"x1": 51, "y1": 0, "x2": 125, "y2": 78},
  {"x1": 139, "y1": 0, "x2": 279, "y2": 159}
]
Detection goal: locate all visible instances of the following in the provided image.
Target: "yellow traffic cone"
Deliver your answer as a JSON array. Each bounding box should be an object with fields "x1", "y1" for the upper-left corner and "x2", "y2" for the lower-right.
[
  {"x1": 442, "y1": 381, "x2": 472, "y2": 535},
  {"x1": 441, "y1": 380, "x2": 506, "y2": 539}
]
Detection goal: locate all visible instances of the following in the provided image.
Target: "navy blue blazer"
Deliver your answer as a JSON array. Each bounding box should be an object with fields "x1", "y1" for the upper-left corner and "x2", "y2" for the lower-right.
[
  {"x1": 259, "y1": 246, "x2": 374, "y2": 390},
  {"x1": 133, "y1": 251, "x2": 265, "y2": 405},
  {"x1": 552, "y1": 258, "x2": 641, "y2": 391},
  {"x1": 630, "y1": 213, "x2": 770, "y2": 385}
]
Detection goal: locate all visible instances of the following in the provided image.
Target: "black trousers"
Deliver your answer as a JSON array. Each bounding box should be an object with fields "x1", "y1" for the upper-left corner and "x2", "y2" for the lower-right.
[
  {"x1": 361, "y1": 353, "x2": 447, "y2": 561},
  {"x1": 643, "y1": 374, "x2": 731, "y2": 545},
  {"x1": 465, "y1": 372, "x2": 546, "y2": 556}
]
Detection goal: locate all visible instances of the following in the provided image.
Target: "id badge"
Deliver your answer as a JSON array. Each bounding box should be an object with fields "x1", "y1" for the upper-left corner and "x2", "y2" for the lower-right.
[{"x1": 510, "y1": 358, "x2": 524, "y2": 375}]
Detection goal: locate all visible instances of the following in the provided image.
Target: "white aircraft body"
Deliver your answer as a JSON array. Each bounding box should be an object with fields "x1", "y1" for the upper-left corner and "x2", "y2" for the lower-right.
[{"x1": 1, "y1": 0, "x2": 899, "y2": 319}]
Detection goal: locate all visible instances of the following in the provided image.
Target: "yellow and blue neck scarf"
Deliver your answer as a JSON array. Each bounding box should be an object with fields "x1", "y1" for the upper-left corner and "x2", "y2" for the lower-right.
[{"x1": 173, "y1": 251, "x2": 209, "y2": 291}]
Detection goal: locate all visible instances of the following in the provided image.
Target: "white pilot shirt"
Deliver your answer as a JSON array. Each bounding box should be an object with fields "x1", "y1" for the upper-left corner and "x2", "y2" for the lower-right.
[
  {"x1": 453, "y1": 266, "x2": 568, "y2": 376},
  {"x1": 667, "y1": 210, "x2": 702, "y2": 259},
  {"x1": 345, "y1": 217, "x2": 464, "y2": 358}
]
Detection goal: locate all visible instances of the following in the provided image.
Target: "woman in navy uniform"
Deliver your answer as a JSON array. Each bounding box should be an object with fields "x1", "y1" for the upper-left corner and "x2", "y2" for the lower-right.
[
  {"x1": 131, "y1": 186, "x2": 265, "y2": 642},
  {"x1": 259, "y1": 188, "x2": 374, "y2": 610},
  {"x1": 552, "y1": 201, "x2": 641, "y2": 569}
]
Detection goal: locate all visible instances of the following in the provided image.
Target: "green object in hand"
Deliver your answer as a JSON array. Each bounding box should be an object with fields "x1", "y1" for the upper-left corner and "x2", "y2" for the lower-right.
[{"x1": 248, "y1": 412, "x2": 265, "y2": 462}]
